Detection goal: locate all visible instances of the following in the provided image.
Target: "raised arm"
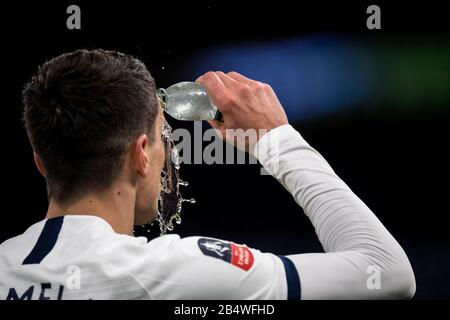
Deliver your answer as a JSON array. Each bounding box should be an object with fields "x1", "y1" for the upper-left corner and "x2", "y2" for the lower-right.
[
  {"x1": 197, "y1": 71, "x2": 415, "y2": 299},
  {"x1": 255, "y1": 124, "x2": 415, "y2": 299}
]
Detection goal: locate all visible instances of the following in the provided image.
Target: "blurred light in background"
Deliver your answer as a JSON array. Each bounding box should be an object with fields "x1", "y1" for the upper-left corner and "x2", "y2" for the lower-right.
[{"x1": 174, "y1": 34, "x2": 450, "y2": 122}]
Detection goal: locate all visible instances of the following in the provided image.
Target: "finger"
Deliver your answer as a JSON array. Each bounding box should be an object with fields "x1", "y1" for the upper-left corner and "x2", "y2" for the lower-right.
[
  {"x1": 227, "y1": 71, "x2": 257, "y2": 86},
  {"x1": 196, "y1": 71, "x2": 228, "y2": 108},
  {"x1": 207, "y1": 120, "x2": 226, "y2": 139},
  {"x1": 215, "y1": 71, "x2": 241, "y2": 89},
  {"x1": 196, "y1": 71, "x2": 226, "y2": 90}
]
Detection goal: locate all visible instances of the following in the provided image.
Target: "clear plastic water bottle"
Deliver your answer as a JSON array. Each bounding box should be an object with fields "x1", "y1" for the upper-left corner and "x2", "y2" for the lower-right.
[{"x1": 157, "y1": 82, "x2": 222, "y2": 121}]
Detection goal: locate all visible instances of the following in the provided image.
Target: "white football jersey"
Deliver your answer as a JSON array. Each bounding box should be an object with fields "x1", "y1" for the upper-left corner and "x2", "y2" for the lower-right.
[
  {"x1": 0, "y1": 125, "x2": 415, "y2": 299},
  {"x1": 0, "y1": 215, "x2": 294, "y2": 299}
]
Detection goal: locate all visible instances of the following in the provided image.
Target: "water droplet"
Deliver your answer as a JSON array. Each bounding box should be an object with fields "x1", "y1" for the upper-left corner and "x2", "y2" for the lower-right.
[
  {"x1": 182, "y1": 198, "x2": 196, "y2": 204},
  {"x1": 179, "y1": 180, "x2": 189, "y2": 186}
]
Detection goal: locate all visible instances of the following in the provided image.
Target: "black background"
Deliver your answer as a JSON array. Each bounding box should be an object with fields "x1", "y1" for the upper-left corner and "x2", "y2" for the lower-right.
[{"x1": 0, "y1": 1, "x2": 449, "y2": 300}]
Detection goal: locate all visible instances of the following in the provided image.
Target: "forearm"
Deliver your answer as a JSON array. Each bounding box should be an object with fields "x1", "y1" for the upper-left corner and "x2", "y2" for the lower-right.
[{"x1": 255, "y1": 125, "x2": 416, "y2": 299}]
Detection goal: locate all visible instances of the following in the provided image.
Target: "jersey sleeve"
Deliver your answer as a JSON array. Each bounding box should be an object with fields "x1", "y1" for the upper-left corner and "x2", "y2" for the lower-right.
[
  {"x1": 253, "y1": 124, "x2": 416, "y2": 299},
  {"x1": 129, "y1": 235, "x2": 297, "y2": 300}
]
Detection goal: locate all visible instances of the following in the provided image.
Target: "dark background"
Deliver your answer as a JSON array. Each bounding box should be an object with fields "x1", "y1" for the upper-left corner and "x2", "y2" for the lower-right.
[{"x1": 0, "y1": 1, "x2": 448, "y2": 299}]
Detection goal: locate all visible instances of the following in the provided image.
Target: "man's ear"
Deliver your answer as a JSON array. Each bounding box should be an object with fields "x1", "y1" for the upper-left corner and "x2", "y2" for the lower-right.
[
  {"x1": 33, "y1": 152, "x2": 46, "y2": 177},
  {"x1": 134, "y1": 134, "x2": 150, "y2": 177}
]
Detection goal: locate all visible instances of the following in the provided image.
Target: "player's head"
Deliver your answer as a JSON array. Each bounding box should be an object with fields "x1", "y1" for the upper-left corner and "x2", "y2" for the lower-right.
[{"x1": 22, "y1": 49, "x2": 164, "y2": 225}]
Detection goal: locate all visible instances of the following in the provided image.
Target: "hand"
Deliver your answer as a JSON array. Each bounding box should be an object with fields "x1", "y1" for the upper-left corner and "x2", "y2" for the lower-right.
[{"x1": 196, "y1": 71, "x2": 288, "y2": 152}]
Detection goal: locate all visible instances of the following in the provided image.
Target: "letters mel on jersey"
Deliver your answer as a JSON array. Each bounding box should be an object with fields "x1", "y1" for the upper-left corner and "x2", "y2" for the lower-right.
[{"x1": 5, "y1": 283, "x2": 65, "y2": 300}]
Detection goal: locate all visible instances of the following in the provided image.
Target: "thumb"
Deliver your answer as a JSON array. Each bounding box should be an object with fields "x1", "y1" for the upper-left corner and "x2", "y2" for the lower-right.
[{"x1": 207, "y1": 120, "x2": 226, "y2": 140}]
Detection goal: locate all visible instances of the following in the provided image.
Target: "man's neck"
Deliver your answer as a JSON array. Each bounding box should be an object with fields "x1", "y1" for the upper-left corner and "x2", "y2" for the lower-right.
[{"x1": 45, "y1": 186, "x2": 136, "y2": 235}]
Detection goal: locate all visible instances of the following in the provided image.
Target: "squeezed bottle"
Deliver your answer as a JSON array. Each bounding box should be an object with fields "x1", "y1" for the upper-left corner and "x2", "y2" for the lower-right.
[{"x1": 157, "y1": 82, "x2": 222, "y2": 121}]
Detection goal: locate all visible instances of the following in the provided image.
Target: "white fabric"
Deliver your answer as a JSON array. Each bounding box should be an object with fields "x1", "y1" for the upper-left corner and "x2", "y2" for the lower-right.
[
  {"x1": 0, "y1": 216, "x2": 287, "y2": 299},
  {"x1": 255, "y1": 124, "x2": 415, "y2": 299}
]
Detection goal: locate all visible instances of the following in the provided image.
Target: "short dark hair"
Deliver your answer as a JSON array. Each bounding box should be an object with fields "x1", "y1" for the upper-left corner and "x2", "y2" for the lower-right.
[{"x1": 23, "y1": 49, "x2": 159, "y2": 204}]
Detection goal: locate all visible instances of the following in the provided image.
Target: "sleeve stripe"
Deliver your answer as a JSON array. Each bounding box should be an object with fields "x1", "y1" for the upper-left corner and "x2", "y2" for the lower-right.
[{"x1": 278, "y1": 255, "x2": 301, "y2": 300}]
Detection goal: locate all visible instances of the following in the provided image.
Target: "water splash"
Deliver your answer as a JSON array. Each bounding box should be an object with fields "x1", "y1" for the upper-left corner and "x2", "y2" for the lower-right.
[
  {"x1": 156, "y1": 119, "x2": 194, "y2": 235},
  {"x1": 133, "y1": 114, "x2": 195, "y2": 237}
]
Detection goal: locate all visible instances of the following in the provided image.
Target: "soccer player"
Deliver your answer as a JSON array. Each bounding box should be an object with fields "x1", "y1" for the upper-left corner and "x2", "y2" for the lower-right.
[{"x1": 0, "y1": 49, "x2": 415, "y2": 299}]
